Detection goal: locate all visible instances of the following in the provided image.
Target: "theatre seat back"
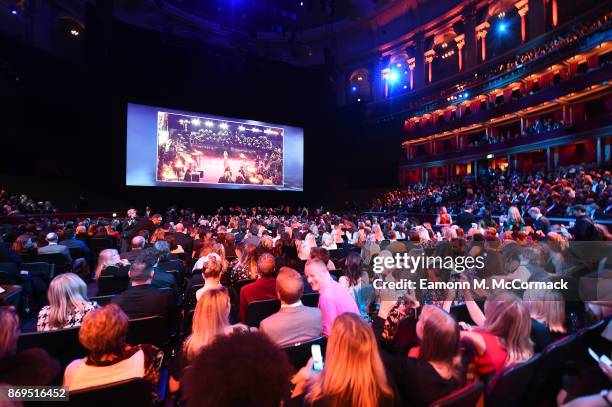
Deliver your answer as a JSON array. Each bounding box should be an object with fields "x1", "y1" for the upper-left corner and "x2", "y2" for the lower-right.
[
  {"x1": 97, "y1": 275, "x2": 129, "y2": 296},
  {"x1": 283, "y1": 336, "x2": 327, "y2": 371},
  {"x1": 17, "y1": 327, "x2": 86, "y2": 369},
  {"x1": 246, "y1": 299, "x2": 281, "y2": 327},
  {"x1": 526, "y1": 334, "x2": 578, "y2": 405},
  {"x1": 429, "y1": 381, "x2": 484, "y2": 407},
  {"x1": 69, "y1": 378, "x2": 152, "y2": 406},
  {"x1": 486, "y1": 353, "x2": 541, "y2": 407}
]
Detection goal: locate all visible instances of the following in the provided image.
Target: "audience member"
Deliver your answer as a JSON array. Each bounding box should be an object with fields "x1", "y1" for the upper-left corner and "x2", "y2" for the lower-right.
[
  {"x1": 169, "y1": 287, "x2": 250, "y2": 393},
  {"x1": 37, "y1": 273, "x2": 98, "y2": 331},
  {"x1": 182, "y1": 331, "x2": 292, "y2": 407},
  {"x1": 63, "y1": 304, "x2": 162, "y2": 392},
  {"x1": 260, "y1": 267, "x2": 322, "y2": 347},
  {"x1": 239, "y1": 253, "x2": 278, "y2": 322},
  {"x1": 292, "y1": 313, "x2": 395, "y2": 407},
  {"x1": 304, "y1": 259, "x2": 360, "y2": 336},
  {"x1": 0, "y1": 307, "x2": 60, "y2": 386},
  {"x1": 111, "y1": 258, "x2": 174, "y2": 322}
]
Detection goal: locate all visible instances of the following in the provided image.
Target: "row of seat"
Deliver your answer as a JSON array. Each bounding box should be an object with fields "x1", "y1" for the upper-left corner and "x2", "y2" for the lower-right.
[{"x1": 431, "y1": 318, "x2": 608, "y2": 407}]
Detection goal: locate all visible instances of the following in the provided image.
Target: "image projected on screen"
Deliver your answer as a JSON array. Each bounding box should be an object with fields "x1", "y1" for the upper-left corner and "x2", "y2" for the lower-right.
[{"x1": 156, "y1": 112, "x2": 284, "y2": 187}]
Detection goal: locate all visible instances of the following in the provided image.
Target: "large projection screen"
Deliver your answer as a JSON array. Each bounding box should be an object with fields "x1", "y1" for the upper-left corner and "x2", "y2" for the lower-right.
[{"x1": 126, "y1": 103, "x2": 304, "y2": 191}]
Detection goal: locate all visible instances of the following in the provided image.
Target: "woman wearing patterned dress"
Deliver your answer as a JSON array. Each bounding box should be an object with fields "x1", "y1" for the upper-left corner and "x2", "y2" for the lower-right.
[{"x1": 37, "y1": 273, "x2": 98, "y2": 332}]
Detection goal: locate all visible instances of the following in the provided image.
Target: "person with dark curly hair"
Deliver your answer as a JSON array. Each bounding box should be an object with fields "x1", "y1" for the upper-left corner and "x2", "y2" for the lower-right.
[{"x1": 182, "y1": 331, "x2": 292, "y2": 407}]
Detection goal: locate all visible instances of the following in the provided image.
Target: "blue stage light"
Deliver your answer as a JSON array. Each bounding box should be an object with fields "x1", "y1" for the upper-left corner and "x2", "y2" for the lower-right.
[
  {"x1": 498, "y1": 21, "x2": 507, "y2": 33},
  {"x1": 464, "y1": 92, "x2": 469, "y2": 98},
  {"x1": 387, "y1": 70, "x2": 399, "y2": 83},
  {"x1": 10, "y1": 8, "x2": 17, "y2": 15},
  {"x1": 351, "y1": 86, "x2": 357, "y2": 92},
  {"x1": 299, "y1": 1, "x2": 304, "y2": 6}
]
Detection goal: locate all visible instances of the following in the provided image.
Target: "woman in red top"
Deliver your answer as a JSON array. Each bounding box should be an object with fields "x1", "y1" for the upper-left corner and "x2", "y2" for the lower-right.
[
  {"x1": 460, "y1": 291, "x2": 533, "y2": 379},
  {"x1": 436, "y1": 206, "x2": 452, "y2": 226}
]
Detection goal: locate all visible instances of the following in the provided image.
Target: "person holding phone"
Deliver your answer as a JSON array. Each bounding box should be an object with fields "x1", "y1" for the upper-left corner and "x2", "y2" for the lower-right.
[{"x1": 291, "y1": 313, "x2": 395, "y2": 407}]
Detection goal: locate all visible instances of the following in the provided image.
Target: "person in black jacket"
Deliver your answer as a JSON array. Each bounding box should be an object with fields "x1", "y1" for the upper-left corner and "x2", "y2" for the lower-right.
[
  {"x1": 126, "y1": 214, "x2": 163, "y2": 242},
  {"x1": 456, "y1": 206, "x2": 476, "y2": 232},
  {"x1": 111, "y1": 255, "x2": 175, "y2": 324},
  {"x1": 528, "y1": 207, "x2": 551, "y2": 235},
  {"x1": 567, "y1": 205, "x2": 599, "y2": 241}
]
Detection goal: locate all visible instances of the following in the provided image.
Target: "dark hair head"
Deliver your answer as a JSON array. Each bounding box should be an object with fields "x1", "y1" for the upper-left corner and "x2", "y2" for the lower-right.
[
  {"x1": 345, "y1": 252, "x2": 362, "y2": 286},
  {"x1": 63, "y1": 229, "x2": 75, "y2": 240},
  {"x1": 164, "y1": 234, "x2": 178, "y2": 250},
  {"x1": 183, "y1": 331, "x2": 292, "y2": 407},
  {"x1": 310, "y1": 247, "x2": 330, "y2": 263}
]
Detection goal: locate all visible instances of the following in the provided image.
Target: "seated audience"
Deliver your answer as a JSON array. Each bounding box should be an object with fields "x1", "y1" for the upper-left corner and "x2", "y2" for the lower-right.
[
  {"x1": 111, "y1": 258, "x2": 174, "y2": 322},
  {"x1": 154, "y1": 240, "x2": 184, "y2": 274},
  {"x1": 170, "y1": 287, "x2": 250, "y2": 393},
  {"x1": 59, "y1": 228, "x2": 91, "y2": 255},
  {"x1": 195, "y1": 255, "x2": 224, "y2": 301},
  {"x1": 94, "y1": 248, "x2": 130, "y2": 280},
  {"x1": 304, "y1": 258, "x2": 360, "y2": 336},
  {"x1": 461, "y1": 291, "x2": 533, "y2": 379},
  {"x1": 260, "y1": 267, "x2": 322, "y2": 347},
  {"x1": 38, "y1": 232, "x2": 72, "y2": 263},
  {"x1": 182, "y1": 331, "x2": 292, "y2": 407},
  {"x1": 120, "y1": 236, "x2": 147, "y2": 262},
  {"x1": 229, "y1": 242, "x2": 259, "y2": 284},
  {"x1": 239, "y1": 252, "x2": 278, "y2": 322},
  {"x1": 0, "y1": 307, "x2": 60, "y2": 386},
  {"x1": 292, "y1": 313, "x2": 395, "y2": 407},
  {"x1": 390, "y1": 305, "x2": 466, "y2": 406},
  {"x1": 11, "y1": 233, "x2": 38, "y2": 261},
  {"x1": 523, "y1": 288, "x2": 567, "y2": 351},
  {"x1": 63, "y1": 304, "x2": 162, "y2": 392},
  {"x1": 37, "y1": 273, "x2": 98, "y2": 331},
  {"x1": 338, "y1": 252, "x2": 373, "y2": 319}
]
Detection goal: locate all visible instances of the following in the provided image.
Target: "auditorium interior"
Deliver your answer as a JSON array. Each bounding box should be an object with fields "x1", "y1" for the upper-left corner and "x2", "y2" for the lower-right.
[{"x1": 0, "y1": 0, "x2": 611, "y2": 406}]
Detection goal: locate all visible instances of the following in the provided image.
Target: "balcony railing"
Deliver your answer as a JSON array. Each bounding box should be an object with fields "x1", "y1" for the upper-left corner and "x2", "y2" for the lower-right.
[{"x1": 400, "y1": 115, "x2": 612, "y2": 168}]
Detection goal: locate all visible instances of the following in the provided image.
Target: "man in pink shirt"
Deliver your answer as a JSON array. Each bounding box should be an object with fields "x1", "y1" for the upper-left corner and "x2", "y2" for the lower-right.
[{"x1": 304, "y1": 258, "x2": 359, "y2": 336}]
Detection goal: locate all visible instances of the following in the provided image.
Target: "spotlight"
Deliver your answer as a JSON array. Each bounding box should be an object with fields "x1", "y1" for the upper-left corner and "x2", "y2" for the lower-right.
[
  {"x1": 70, "y1": 29, "x2": 80, "y2": 36},
  {"x1": 387, "y1": 70, "x2": 399, "y2": 83},
  {"x1": 238, "y1": 125, "x2": 246, "y2": 131},
  {"x1": 357, "y1": 98, "x2": 361, "y2": 102},
  {"x1": 219, "y1": 122, "x2": 228, "y2": 129},
  {"x1": 205, "y1": 121, "x2": 214, "y2": 127},
  {"x1": 10, "y1": 8, "x2": 17, "y2": 15},
  {"x1": 357, "y1": 76, "x2": 363, "y2": 81},
  {"x1": 486, "y1": 154, "x2": 494, "y2": 159},
  {"x1": 464, "y1": 92, "x2": 469, "y2": 98},
  {"x1": 351, "y1": 86, "x2": 357, "y2": 92},
  {"x1": 498, "y1": 21, "x2": 507, "y2": 33},
  {"x1": 251, "y1": 127, "x2": 261, "y2": 132},
  {"x1": 191, "y1": 118, "x2": 201, "y2": 126},
  {"x1": 299, "y1": 1, "x2": 304, "y2": 5},
  {"x1": 403, "y1": 85, "x2": 408, "y2": 89},
  {"x1": 396, "y1": 63, "x2": 402, "y2": 67}
]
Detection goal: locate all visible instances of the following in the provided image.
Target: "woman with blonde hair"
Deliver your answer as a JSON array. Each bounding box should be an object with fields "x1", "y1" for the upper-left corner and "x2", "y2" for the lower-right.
[
  {"x1": 169, "y1": 287, "x2": 250, "y2": 393},
  {"x1": 292, "y1": 313, "x2": 395, "y2": 407},
  {"x1": 461, "y1": 291, "x2": 533, "y2": 379},
  {"x1": 297, "y1": 233, "x2": 317, "y2": 261},
  {"x1": 93, "y1": 248, "x2": 129, "y2": 280},
  {"x1": 371, "y1": 224, "x2": 385, "y2": 243},
  {"x1": 523, "y1": 288, "x2": 567, "y2": 351},
  {"x1": 391, "y1": 305, "x2": 466, "y2": 406},
  {"x1": 37, "y1": 273, "x2": 98, "y2": 331},
  {"x1": 503, "y1": 206, "x2": 525, "y2": 232}
]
